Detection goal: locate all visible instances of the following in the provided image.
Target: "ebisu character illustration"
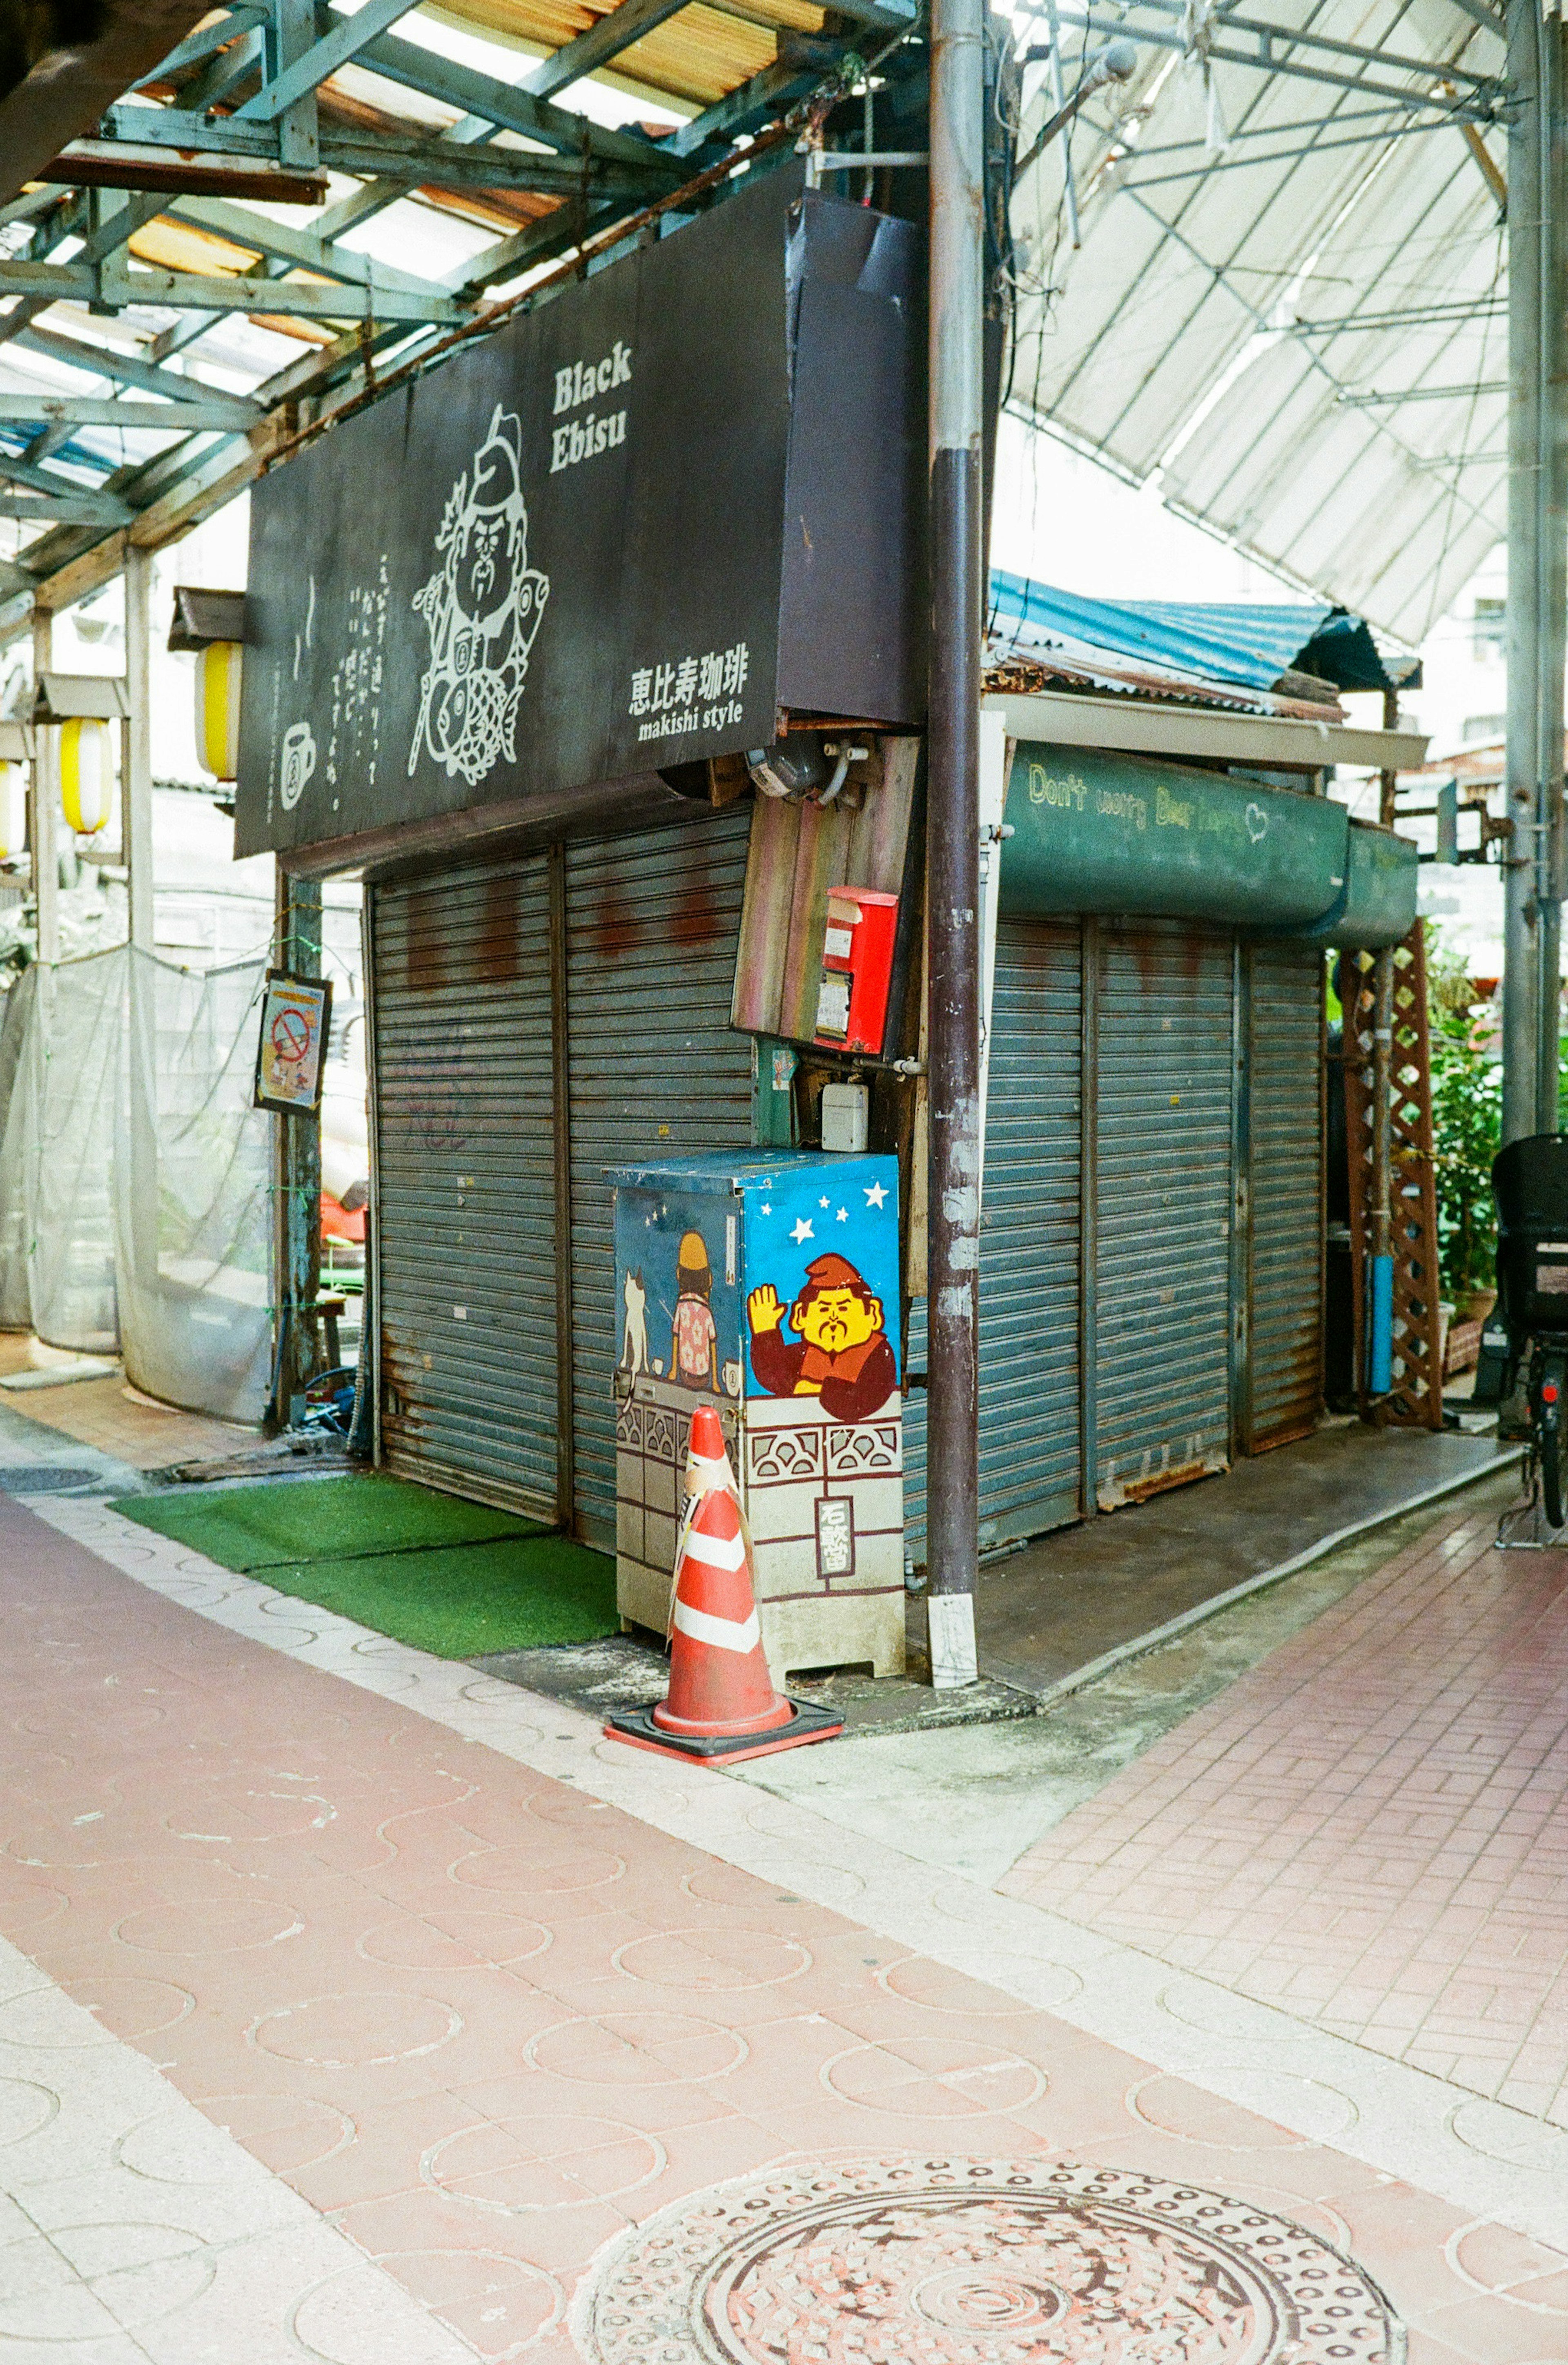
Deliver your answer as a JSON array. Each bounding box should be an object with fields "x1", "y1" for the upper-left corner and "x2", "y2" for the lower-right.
[
  {"x1": 670, "y1": 1230, "x2": 719, "y2": 1391},
  {"x1": 746, "y1": 1252, "x2": 897, "y2": 1423},
  {"x1": 409, "y1": 404, "x2": 550, "y2": 787}
]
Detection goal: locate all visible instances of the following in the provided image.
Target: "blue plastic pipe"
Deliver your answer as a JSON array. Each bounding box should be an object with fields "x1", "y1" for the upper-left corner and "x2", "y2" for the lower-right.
[{"x1": 1369, "y1": 1254, "x2": 1394, "y2": 1396}]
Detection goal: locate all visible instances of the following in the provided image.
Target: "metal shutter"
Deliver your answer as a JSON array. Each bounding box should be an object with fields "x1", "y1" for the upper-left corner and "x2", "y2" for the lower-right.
[
  {"x1": 371, "y1": 857, "x2": 559, "y2": 1516},
  {"x1": 564, "y1": 806, "x2": 754, "y2": 1549},
  {"x1": 978, "y1": 917, "x2": 1083, "y2": 1541},
  {"x1": 904, "y1": 915, "x2": 1083, "y2": 1559},
  {"x1": 1245, "y1": 938, "x2": 1324, "y2": 1450},
  {"x1": 1092, "y1": 918, "x2": 1234, "y2": 1509}
]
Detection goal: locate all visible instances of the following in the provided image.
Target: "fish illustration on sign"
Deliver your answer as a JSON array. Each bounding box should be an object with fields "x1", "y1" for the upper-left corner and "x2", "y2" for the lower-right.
[{"x1": 409, "y1": 405, "x2": 549, "y2": 787}]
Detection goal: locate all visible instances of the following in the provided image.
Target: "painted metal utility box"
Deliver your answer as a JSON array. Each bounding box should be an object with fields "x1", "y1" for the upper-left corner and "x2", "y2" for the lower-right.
[{"x1": 608, "y1": 1147, "x2": 905, "y2": 1685}]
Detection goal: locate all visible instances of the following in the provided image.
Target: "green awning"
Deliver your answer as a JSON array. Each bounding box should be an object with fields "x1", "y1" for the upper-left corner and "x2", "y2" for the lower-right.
[{"x1": 1000, "y1": 744, "x2": 1348, "y2": 929}]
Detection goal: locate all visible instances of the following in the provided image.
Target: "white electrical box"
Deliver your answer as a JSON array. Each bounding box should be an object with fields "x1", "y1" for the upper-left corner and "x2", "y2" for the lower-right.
[{"x1": 820, "y1": 1080, "x2": 870, "y2": 1154}]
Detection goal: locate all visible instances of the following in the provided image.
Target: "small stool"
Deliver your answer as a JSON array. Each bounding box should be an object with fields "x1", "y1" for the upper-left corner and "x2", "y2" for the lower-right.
[{"x1": 312, "y1": 1294, "x2": 346, "y2": 1370}]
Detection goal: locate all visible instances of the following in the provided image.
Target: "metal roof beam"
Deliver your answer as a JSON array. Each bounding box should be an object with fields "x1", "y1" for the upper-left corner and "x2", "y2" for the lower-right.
[
  {"x1": 167, "y1": 194, "x2": 454, "y2": 299},
  {"x1": 1339, "y1": 380, "x2": 1507, "y2": 405},
  {"x1": 527, "y1": 0, "x2": 690, "y2": 101},
  {"x1": 234, "y1": 0, "x2": 426, "y2": 120},
  {"x1": 670, "y1": 42, "x2": 838, "y2": 153},
  {"x1": 138, "y1": 3, "x2": 269, "y2": 86},
  {"x1": 99, "y1": 104, "x2": 671, "y2": 196},
  {"x1": 11, "y1": 322, "x2": 265, "y2": 416},
  {"x1": 0, "y1": 259, "x2": 467, "y2": 321},
  {"x1": 1092, "y1": 0, "x2": 1501, "y2": 96},
  {"x1": 0, "y1": 392, "x2": 259, "y2": 431},
  {"x1": 172, "y1": 27, "x2": 265, "y2": 109},
  {"x1": 1290, "y1": 299, "x2": 1506, "y2": 334},
  {"x1": 0, "y1": 496, "x2": 128, "y2": 524},
  {"x1": 1057, "y1": 7, "x2": 1504, "y2": 120},
  {"x1": 1115, "y1": 116, "x2": 1459, "y2": 188},
  {"x1": 347, "y1": 24, "x2": 690, "y2": 174}
]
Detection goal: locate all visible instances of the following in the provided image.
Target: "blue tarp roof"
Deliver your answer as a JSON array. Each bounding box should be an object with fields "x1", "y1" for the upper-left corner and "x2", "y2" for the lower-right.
[{"x1": 987, "y1": 573, "x2": 1417, "y2": 696}]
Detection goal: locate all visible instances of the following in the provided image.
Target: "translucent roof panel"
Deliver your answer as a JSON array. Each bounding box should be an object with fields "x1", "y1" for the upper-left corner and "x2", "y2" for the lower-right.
[{"x1": 1008, "y1": 0, "x2": 1508, "y2": 639}]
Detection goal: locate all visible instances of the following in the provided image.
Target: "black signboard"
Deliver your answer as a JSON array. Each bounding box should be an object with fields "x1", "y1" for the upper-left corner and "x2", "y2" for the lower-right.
[{"x1": 234, "y1": 167, "x2": 925, "y2": 862}]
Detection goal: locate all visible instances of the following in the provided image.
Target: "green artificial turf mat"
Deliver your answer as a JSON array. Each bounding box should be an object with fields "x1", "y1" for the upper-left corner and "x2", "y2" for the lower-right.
[
  {"x1": 114, "y1": 1471, "x2": 541, "y2": 1571},
  {"x1": 255, "y1": 1536, "x2": 617, "y2": 1657}
]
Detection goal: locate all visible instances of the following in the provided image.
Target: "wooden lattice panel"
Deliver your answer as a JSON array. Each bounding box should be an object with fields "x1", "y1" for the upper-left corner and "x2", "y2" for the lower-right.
[{"x1": 1344, "y1": 924, "x2": 1443, "y2": 1429}]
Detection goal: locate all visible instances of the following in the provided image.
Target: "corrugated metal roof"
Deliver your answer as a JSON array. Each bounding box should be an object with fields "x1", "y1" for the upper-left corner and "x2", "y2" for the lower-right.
[
  {"x1": 1009, "y1": 0, "x2": 1508, "y2": 644},
  {"x1": 989, "y1": 571, "x2": 1334, "y2": 690}
]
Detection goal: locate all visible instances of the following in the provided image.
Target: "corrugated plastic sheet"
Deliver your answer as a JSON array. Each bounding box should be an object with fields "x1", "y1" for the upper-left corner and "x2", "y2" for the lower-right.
[{"x1": 989, "y1": 571, "x2": 1331, "y2": 690}]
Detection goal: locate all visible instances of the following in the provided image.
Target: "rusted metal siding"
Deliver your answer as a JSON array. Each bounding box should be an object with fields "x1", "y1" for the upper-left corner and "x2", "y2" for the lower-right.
[
  {"x1": 564, "y1": 806, "x2": 754, "y2": 1550},
  {"x1": 371, "y1": 857, "x2": 559, "y2": 1517},
  {"x1": 1245, "y1": 939, "x2": 1325, "y2": 1450},
  {"x1": 1092, "y1": 919, "x2": 1234, "y2": 1509}
]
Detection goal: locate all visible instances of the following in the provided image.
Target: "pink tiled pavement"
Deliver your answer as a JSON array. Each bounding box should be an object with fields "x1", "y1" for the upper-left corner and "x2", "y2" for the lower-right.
[
  {"x1": 0, "y1": 1492, "x2": 1555, "y2": 2362},
  {"x1": 1002, "y1": 1495, "x2": 1568, "y2": 2129}
]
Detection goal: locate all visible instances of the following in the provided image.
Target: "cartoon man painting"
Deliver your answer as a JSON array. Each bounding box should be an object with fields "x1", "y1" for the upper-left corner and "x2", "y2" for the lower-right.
[{"x1": 746, "y1": 1252, "x2": 897, "y2": 1423}]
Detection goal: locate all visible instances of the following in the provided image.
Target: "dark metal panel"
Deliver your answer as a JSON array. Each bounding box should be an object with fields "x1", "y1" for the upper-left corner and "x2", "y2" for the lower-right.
[
  {"x1": 1245, "y1": 937, "x2": 1325, "y2": 1449},
  {"x1": 564, "y1": 806, "x2": 754, "y2": 1549},
  {"x1": 902, "y1": 915, "x2": 1082, "y2": 1560},
  {"x1": 236, "y1": 170, "x2": 799, "y2": 859},
  {"x1": 776, "y1": 201, "x2": 926, "y2": 726},
  {"x1": 372, "y1": 854, "x2": 559, "y2": 1515},
  {"x1": 1094, "y1": 918, "x2": 1234, "y2": 1508}
]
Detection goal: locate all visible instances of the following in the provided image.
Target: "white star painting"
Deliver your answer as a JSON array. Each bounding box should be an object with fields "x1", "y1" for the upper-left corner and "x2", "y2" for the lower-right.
[
  {"x1": 791, "y1": 1217, "x2": 814, "y2": 1245},
  {"x1": 864, "y1": 1181, "x2": 888, "y2": 1209}
]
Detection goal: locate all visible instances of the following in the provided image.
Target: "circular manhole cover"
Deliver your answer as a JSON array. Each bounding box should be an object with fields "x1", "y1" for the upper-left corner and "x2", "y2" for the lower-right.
[
  {"x1": 0, "y1": 1466, "x2": 101, "y2": 1495},
  {"x1": 576, "y1": 2158, "x2": 1402, "y2": 2364}
]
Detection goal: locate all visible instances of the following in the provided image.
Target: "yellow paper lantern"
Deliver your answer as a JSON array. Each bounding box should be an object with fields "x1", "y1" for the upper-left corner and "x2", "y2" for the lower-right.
[
  {"x1": 195, "y1": 639, "x2": 243, "y2": 781},
  {"x1": 59, "y1": 717, "x2": 114, "y2": 837},
  {"x1": 0, "y1": 762, "x2": 24, "y2": 861}
]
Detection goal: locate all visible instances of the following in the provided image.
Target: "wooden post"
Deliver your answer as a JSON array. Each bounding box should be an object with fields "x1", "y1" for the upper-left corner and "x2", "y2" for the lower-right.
[{"x1": 1378, "y1": 685, "x2": 1399, "y2": 831}]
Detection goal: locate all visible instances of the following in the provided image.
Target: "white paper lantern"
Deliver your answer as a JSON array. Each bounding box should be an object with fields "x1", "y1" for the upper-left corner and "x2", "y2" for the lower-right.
[
  {"x1": 0, "y1": 762, "x2": 24, "y2": 861},
  {"x1": 195, "y1": 639, "x2": 243, "y2": 781},
  {"x1": 59, "y1": 717, "x2": 114, "y2": 836}
]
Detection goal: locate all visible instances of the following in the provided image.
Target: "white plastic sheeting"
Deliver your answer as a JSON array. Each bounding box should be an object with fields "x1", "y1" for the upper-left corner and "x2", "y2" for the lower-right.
[
  {"x1": 1009, "y1": 0, "x2": 1507, "y2": 641},
  {"x1": 0, "y1": 947, "x2": 272, "y2": 1422}
]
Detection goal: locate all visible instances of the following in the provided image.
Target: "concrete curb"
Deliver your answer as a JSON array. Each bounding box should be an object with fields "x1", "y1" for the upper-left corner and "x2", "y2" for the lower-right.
[{"x1": 1024, "y1": 1444, "x2": 1525, "y2": 1716}]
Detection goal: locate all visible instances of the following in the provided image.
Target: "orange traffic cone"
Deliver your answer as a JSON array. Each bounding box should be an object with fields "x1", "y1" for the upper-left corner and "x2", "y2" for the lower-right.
[{"x1": 606, "y1": 1406, "x2": 844, "y2": 1766}]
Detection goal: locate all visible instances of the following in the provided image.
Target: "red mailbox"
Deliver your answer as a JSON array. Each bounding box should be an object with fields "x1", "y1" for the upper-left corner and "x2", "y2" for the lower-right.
[{"x1": 813, "y1": 886, "x2": 900, "y2": 1056}]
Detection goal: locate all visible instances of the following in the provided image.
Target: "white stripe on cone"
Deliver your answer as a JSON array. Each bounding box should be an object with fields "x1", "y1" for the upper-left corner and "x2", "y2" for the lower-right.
[
  {"x1": 681, "y1": 1523, "x2": 746, "y2": 1574},
  {"x1": 672, "y1": 1599, "x2": 762, "y2": 1655}
]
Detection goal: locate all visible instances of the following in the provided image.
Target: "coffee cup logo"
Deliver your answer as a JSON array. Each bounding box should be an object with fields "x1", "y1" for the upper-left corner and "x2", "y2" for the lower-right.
[{"x1": 280, "y1": 721, "x2": 317, "y2": 811}]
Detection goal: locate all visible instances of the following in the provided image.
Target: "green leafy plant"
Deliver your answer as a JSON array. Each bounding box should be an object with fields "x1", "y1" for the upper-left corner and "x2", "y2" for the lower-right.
[{"x1": 1426, "y1": 933, "x2": 1502, "y2": 1302}]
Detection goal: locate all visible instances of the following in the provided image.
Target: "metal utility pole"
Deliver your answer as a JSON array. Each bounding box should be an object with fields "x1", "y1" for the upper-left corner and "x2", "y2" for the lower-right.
[
  {"x1": 1503, "y1": 0, "x2": 1568, "y2": 1142},
  {"x1": 925, "y1": 0, "x2": 985, "y2": 1687},
  {"x1": 29, "y1": 607, "x2": 57, "y2": 964},
  {"x1": 122, "y1": 548, "x2": 155, "y2": 953}
]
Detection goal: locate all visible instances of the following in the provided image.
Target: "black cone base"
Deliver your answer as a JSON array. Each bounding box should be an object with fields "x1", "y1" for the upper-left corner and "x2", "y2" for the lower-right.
[{"x1": 604, "y1": 1696, "x2": 844, "y2": 1764}]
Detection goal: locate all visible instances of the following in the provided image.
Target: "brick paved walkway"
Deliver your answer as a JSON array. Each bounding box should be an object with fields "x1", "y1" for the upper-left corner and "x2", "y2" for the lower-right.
[
  {"x1": 0, "y1": 1493, "x2": 1563, "y2": 2361},
  {"x1": 1002, "y1": 1491, "x2": 1568, "y2": 2127}
]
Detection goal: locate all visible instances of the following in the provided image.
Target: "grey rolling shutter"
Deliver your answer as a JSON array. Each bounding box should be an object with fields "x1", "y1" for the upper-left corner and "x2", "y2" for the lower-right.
[
  {"x1": 1245, "y1": 938, "x2": 1324, "y2": 1449},
  {"x1": 1093, "y1": 918, "x2": 1233, "y2": 1509},
  {"x1": 903, "y1": 915, "x2": 1083, "y2": 1559},
  {"x1": 371, "y1": 857, "x2": 559, "y2": 1516},
  {"x1": 564, "y1": 805, "x2": 754, "y2": 1549},
  {"x1": 977, "y1": 917, "x2": 1083, "y2": 1543}
]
